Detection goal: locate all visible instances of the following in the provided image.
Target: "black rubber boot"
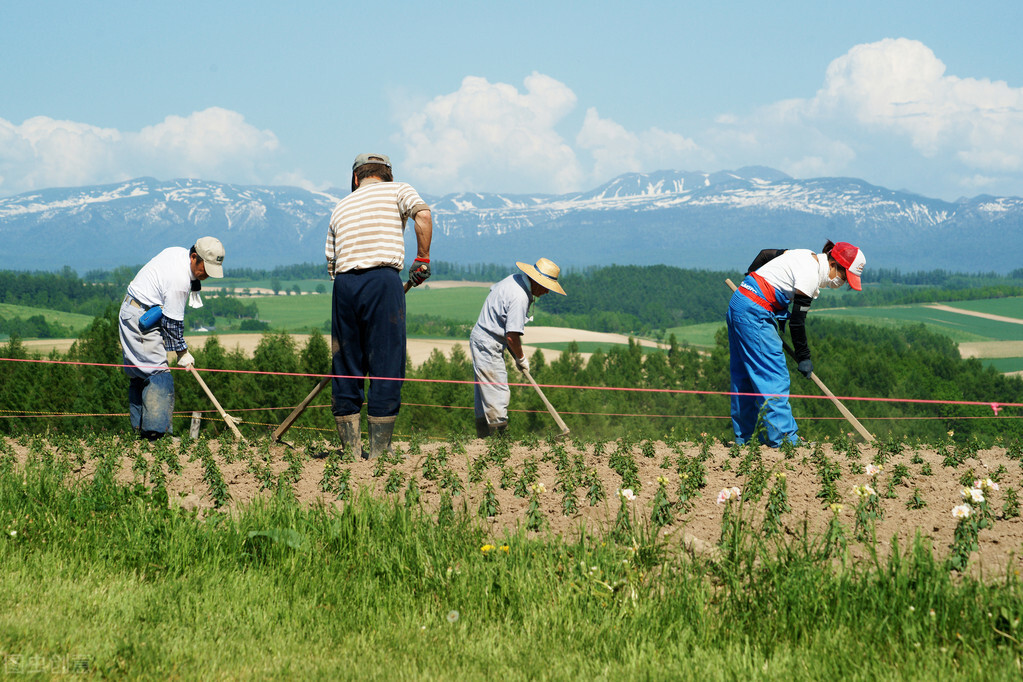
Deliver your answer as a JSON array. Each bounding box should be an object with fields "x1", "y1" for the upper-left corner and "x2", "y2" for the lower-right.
[
  {"x1": 368, "y1": 415, "x2": 397, "y2": 460},
  {"x1": 334, "y1": 413, "x2": 363, "y2": 458},
  {"x1": 491, "y1": 420, "x2": 508, "y2": 436},
  {"x1": 475, "y1": 418, "x2": 491, "y2": 439}
]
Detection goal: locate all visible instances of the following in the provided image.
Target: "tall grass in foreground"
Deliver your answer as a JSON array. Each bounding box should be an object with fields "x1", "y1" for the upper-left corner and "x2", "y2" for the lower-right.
[{"x1": 0, "y1": 460, "x2": 1021, "y2": 679}]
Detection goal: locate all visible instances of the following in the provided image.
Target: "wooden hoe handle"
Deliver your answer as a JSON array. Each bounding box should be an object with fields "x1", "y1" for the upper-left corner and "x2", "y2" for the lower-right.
[
  {"x1": 522, "y1": 368, "x2": 570, "y2": 437},
  {"x1": 187, "y1": 365, "x2": 246, "y2": 442}
]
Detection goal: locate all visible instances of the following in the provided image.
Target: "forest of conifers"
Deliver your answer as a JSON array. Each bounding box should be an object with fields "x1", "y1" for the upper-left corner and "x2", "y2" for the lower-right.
[
  {"x1": 1, "y1": 304, "x2": 1020, "y2": 444},
  {"x1": 5, "y1": 263, "x2": 1023, "y2": 336}
]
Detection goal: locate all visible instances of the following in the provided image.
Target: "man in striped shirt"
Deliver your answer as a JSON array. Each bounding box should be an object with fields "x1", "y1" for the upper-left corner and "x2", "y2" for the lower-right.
[{"x1": 326, "y1": 153, "x2": 433, "y2": 458}]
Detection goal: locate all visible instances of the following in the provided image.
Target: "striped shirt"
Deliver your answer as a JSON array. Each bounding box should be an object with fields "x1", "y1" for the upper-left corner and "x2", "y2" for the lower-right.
[{"x1": 325, "y1": 180, "x2": 428, "y2": 277}]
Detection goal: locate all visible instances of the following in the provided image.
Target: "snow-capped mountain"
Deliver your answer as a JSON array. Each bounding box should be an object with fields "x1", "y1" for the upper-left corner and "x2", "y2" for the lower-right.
[{"x1": 1, "y1": 169, "x2": 1021, "y2": 273}]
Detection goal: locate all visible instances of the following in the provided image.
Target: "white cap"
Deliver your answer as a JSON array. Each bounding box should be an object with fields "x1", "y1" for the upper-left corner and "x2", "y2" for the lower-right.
[{"x1": 194, "y1": 237, "x2": 225, "y2": 278}]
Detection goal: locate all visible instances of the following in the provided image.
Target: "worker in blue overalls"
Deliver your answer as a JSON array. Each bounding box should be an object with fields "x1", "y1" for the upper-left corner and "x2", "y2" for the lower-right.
[{"x1": 726, "y1": 240, "x2": 866, "y2": 446}]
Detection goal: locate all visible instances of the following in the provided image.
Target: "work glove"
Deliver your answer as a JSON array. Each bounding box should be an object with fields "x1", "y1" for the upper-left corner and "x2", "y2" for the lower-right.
[
  {"x1": 797, "y1": 359, "x2": 813, "y2": 378},
  {"x1": 175, "y1": 351, "x2": 196, "y2": 368},
  {"x1": 408, "y1": 259, "x2": 431, "y2": 286},
  {"x1": 514, "y1": 354, "x2": 530, "y2": 373}
]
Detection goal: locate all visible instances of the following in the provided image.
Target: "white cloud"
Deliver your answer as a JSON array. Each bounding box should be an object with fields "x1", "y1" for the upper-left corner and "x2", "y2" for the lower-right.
[
  {"x1": 577, "y1": 108, "x2": 703, "y2": 183},
  {"x1": 0, "y1": 107, "x2": 282, "y2": 196},
  {"x1": 707, "y1": 38, "x2": 1023, "y2": 196},
  {"x1": 399, "y1": 73, "x2": 583, "y2": 194},
  {"x1": 399, "y1": 74, "x2": 708, "y2": 193},
  {"x1": 814, "y1": 38, "x2": 1023, "y2": 163}
]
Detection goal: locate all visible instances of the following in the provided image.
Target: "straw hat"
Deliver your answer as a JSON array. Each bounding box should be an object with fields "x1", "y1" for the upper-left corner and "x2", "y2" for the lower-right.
[{"x1": 516, "y1": 258, "x2": 566, "y2": 295}]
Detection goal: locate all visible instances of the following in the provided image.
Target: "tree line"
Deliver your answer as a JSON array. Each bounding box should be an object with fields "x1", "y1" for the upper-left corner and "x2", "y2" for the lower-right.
[
  {"x1": 1, "y1": 306, "x2": 1019, "y2": 445},
  {"x1": 6, "y1": 264, "x2": 1023, "y2": 340}
]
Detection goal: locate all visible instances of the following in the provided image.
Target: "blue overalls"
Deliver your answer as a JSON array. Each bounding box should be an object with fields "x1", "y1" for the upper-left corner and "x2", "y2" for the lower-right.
[{"x1": 726, "y1": 274, "x2": 800, "y2": 447}]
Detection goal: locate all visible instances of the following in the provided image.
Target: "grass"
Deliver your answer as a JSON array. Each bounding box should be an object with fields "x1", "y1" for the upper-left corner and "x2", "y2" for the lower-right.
[
  {"x1": 814, "y1": 304, "x2": 1023, "y2": 342},
  {"x1": 0, "y1": 303, "x2": 95, "y2": 334},
  {"x1": 252, "y1": 286, "x2": 490, "y2": 331},
  {"x1": 982, "y1": 357, "x2": 1023, "y2": 373},
  {"x1": 252, "y1": 292, "x2": 331, "y2": 330},
  {"x1": 941, "y1": 296, "x2": 1023, "y2": 318},
  {"x1": 1, "y1": 439, "x2": 1022, "y2": 678},
  {"x1": 664, "y1": 322, "x2": 725, "y2": 348}
]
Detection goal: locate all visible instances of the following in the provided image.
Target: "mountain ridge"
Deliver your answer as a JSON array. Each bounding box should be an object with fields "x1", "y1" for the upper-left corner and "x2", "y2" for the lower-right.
[{"x1": 1, "y1": 169, "x2": 1020, "y2": 273}]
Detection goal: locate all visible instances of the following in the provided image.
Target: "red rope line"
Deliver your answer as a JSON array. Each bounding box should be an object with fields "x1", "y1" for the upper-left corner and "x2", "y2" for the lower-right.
[{"x1": 1, "y1": 355, "x2": 1019, "y2": 414}]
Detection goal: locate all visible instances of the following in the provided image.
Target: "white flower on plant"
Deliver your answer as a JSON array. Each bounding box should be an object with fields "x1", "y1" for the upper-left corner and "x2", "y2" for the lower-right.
[
  {"x1": 865, "y1": 464, "x2": 882, "y2": 477},
  {"x1": 968, "y1": 488, "x2": 985, "y2": 504},
  {"x1": 974, "y1": 478, "x2": 999, "y2": 492},
  {"x1": 853, "y1": 484, "x2": 876, "y2": 499},
  {"x1": 447, "y1": 610, "x2": 459, "y2": 624},
  {"x1": 8, "y1": 530, "x2": 15, "y2": 537},
  {"x1": 952, "y1": 504, "x2": 972, "y2": 519},
  {"x1": 717, "y1": 487, "x2": 741, "y2": 504},
  {"x1": 617, "y1": 488, "x2": 636, "y2": 502},
  {"x1": 530, "y1": 482, "x2": 547, "y2": 495}
]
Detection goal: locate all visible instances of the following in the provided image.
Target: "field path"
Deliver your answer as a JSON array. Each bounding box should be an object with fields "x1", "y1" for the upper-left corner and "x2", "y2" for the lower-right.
[
  {"x1": 21, "y1": 325, "x2": 663, "y2": 367},
  {"x1": 926, "y1": 303, "x2": 1023, "y2": 325}
]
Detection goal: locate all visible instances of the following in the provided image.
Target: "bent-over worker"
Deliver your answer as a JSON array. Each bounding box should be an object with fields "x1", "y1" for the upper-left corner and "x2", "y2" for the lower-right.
[
  {"x1": 326, "y1": 152, "x2": 432, "y2": 458},
  {"x1": 118, "y1": 237, "x2": 225, "y2": 440},
  {"x1": 727, "y1": 240, "x2": 865, "y2": 447},
  {"x1": 470, "y1": 258, "x2": 566, "y2": 437}
]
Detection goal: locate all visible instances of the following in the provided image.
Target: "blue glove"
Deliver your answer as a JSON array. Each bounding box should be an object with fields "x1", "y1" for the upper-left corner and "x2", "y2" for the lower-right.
[
  {"x1": 797, "y1": 359, "x2": 813, "y2": 378},
  {"x1": 409, "y1": 259, "x2": 431, "y2": 286}
]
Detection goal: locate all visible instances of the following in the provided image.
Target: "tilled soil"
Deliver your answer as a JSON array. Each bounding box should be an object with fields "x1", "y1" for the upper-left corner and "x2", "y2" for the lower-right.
[{"x1": 8, "y1": 436, "x2": 1023, "y2": 578}]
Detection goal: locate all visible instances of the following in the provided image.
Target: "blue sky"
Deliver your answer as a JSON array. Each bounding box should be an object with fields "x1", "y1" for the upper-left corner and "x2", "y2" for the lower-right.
[{"x1": 2, "y1": 0, "x2": 1022, "y2": 200}]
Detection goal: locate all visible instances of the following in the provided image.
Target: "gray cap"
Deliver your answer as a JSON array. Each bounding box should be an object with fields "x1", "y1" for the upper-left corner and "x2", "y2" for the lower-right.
[{"x1": 352, "y1": 153, "x2": 391, "y2": 171}]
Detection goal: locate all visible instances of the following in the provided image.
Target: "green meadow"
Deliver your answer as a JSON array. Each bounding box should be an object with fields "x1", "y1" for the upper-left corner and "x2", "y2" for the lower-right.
[
  {"x1": 253, "y1": 286, "x2": 490, "y2": 331},
  {"x1": 941, "y1": 296, "x2": 1023, "y2": 317},
  {"x1": 813, "y1": 305, "x2": 1020, "y2": 342},
  {"x1": 663, "y1": 321, "x2": 728, "y2": 349},
  {"x1": 0, "y1": 303, "x2": 95, "y2": 335}
]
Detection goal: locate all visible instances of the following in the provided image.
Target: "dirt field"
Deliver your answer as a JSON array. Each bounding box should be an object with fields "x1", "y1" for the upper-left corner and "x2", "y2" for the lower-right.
[
  {"x1": 958, "y1": 340, "x2": 1023, "y2": 359},
  {"x1": 926, "y1": 303, "x2": 1023, "y2": 325},
  {"x1": 21, "y1": 326, "x2": 662, "y2": 367},
  {"x1": 13, "y1": 436, "x2": 1021, "y2": 577}
]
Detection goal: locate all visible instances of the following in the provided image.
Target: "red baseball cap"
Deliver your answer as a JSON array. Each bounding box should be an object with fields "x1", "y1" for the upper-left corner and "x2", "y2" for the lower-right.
[{"x1": 831, "y1": 242, "x2": 865, "y2": 291}]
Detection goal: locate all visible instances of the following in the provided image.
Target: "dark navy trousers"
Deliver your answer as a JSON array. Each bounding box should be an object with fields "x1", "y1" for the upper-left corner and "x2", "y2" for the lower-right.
[{"x1": 330, "y1": 267, "x2": 406, "y2": 418}]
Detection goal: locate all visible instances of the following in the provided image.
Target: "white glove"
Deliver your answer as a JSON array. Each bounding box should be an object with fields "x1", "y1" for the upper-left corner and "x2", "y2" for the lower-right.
[
  {"x1": 514, "y1": 354, "x2": 529, "y2": 373},
  {"x1": 175, "y1": 351, "x2": 196, "y2": 367}
]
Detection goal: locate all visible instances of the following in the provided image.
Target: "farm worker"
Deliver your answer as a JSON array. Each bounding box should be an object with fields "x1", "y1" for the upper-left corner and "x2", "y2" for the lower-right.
[
  {"x1": 118, "y1": 237, "x2": 225, "y2": 440},
  {"x1": 470, "y1": 258, "x2": 566, "y2": 437},
  {"x1": 326, "y1": 153, "x2": 433, "y2": 459},
  {"x1": 727, "y1": 240, "x2": 865, "y2": 447}
]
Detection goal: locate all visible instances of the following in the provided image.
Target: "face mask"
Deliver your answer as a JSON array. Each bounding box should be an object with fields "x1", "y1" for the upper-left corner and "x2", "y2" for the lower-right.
[{"x1": 827, "y1": 274, "x2": 845, "y2": 288}]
